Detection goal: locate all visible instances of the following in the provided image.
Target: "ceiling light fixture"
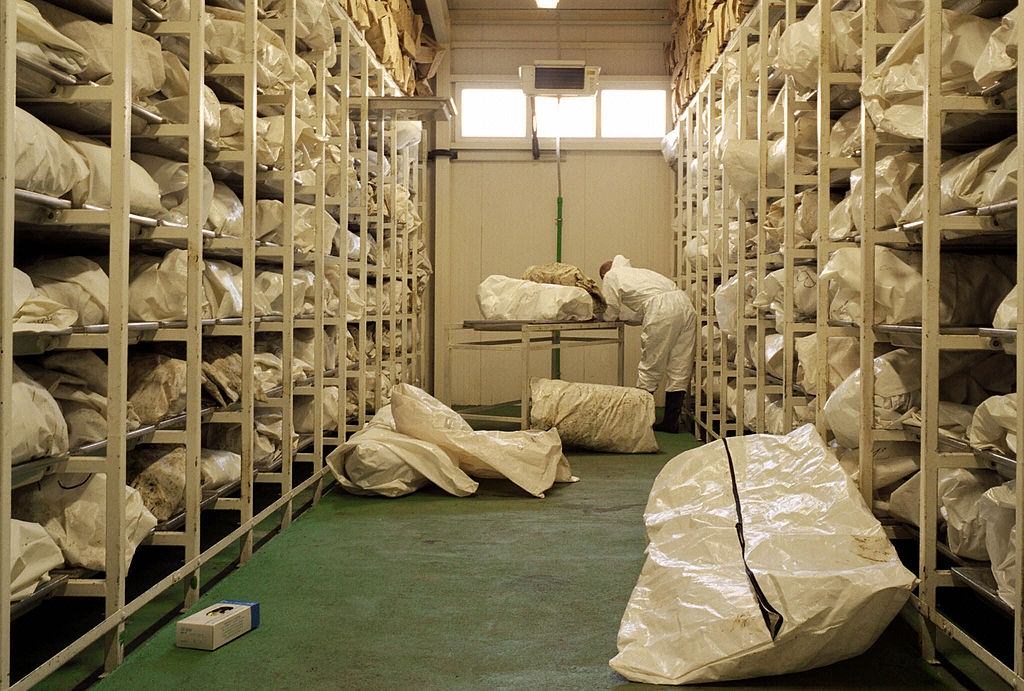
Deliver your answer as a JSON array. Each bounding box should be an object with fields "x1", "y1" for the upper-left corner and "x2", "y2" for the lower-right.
[{"x1": 536, "y1": 0, "x2": 558, "y2": 8}]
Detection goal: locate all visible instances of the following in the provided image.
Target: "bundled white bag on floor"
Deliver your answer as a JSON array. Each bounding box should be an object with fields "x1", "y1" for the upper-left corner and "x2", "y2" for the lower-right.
[
  {"x1": 529, "y1": 379, "x2": 658, "y2": 454},
  {"x1": 969, "y1": 393, "x2": 1018, "y2": 456},
  {"x1": 821, "y1": 247, "x2": 1015, "y2": 326},
  {"x1": 888, "y1": 469, "x2": 1000, "y2": 560},
  {"x1": 327, "y1": 407, "x2": 479, "y2": 498},
  {"x1": 390, "y1": 384, "x2": 575, "y2": 498},
  {"x1": 25, "y1": 256, "x2": 108, "y2": 327},
  {"x1": 974, "y1": 7, "x2": 1019, "y2": 89},
  {"x1": 476, "y1": 275, "x2": 593, "y2": 322},
  {"x1": 11, "y1": 268, "x2": 77, "y2": 332},
  {"x1": 861, "y1": 10, "x2": 997, "y2": 140},
  {"x1": 610, "y1": 425, "x2": 915, "y2": 684},
  {"x1": 10, "y1": 363, "x2": 68, "y2": 465},
  {"x1": 994, "y1": 286, "x2": 1018, "y2": 330},
  {"x1": 9, "y1": 519, "x2": 64, "y2": 601},
  {"x1": 12, "y1": 107, "x2": 88, "y2": 198},
  {"x1": 979, "y1": 481, "x2": 1017, "y2": 607},
  {"x1": 13, "y1": 474, "x2": 157, "y2": 571}
]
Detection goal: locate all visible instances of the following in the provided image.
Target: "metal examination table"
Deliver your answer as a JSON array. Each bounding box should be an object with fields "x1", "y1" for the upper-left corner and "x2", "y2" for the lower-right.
[{"x1": 446, "y1": 320, "x2": 627, "y2": 430}]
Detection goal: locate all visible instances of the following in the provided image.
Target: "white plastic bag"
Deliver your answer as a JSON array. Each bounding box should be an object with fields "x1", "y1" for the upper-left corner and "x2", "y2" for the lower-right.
[
  {"x1": 9, "y1": 519, "x2": 64, "y2": 602},
  {"x1": 978, "y1": 481, "x2": 1016, "y2": 607},
  {"x1": 9, "y1": 363, "x2": 68, "y2": 465},
  {"x1": 201, "y1": 448, "x2": 241, "y2": 489},
  {"x1": 611, "y1": 425, "x2": 915, "y2": 684},
  {"x1": 713, "y1": 271, "x2": 757, "y2": 338},
  {"x1": 795, "y1": 334, "x2": 861, "y2": 396},
  {"x1": 327, "y1": 407, "x2": 478, "y2": 498},
  {"x1": 128, "y1": 250, "x2": 193, "y2": 322},
  {"x1": 12, "y1": 107, "x2": 88, "y2": 198},
  {"x1": 529, "y1": 379, "x2": 658, "y2": 453},
  {"x1": 11, "y1": 268, "x2": 77, "y2": 332},
  {"x1": 821, "y1": 247, "x2": 1015, "y2": 326},
  {"x1": 888, "y1": 469, "x2": 999, "y2": 560},
  {"x1": 752, "y1": 266, "x2": 817, "y2": 323},
  {"x1": 974, "y1": 7, "x2": 1019, "y2": 90},
  {"x1": 969, "y1": 393, "x2": 1018, "y2": 456},
  {"x1": 25, "y1": 256, "x2": 108, "y2": 327},
  {"x1": 861, "y1": 10, "x2": 998, "y2": 139},
  {"x1": 994, "y1": 286, "x2": 1018, "y2": 330},
  {"x1": 390, "y1": 384, "x2": 575, "y2": 498},
  {"x1": 837, "y1": 443, "x2": 920, "y2": 491},
  {"x1": 776, "y1": 5, "x2": 862, "y2": 92},
  {"x1": 476, "y1": 275, "x2": 593, "y2": 322},
  {"x1": 13, "y1": 474, "x2": 157, "y2": 571}
]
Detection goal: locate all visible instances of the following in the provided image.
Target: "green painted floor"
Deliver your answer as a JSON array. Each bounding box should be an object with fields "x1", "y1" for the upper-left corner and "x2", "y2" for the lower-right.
[{"x1": 94, "y1": 432, "x2": 984, "y2": 690}]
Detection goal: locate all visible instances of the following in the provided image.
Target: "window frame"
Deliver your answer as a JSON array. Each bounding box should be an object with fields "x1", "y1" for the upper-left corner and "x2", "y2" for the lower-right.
[{"x1": 452, "y1": 75, "x2": 671, "y2": 151}]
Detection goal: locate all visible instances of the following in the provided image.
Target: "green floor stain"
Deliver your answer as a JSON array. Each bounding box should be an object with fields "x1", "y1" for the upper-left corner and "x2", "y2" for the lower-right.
[{"x1": 94, "y1": 433, "x2": 976, "y2": 690}]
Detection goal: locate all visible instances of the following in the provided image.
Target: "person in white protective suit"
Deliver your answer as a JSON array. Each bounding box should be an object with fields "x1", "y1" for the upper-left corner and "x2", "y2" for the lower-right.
[{"x1": 600, "y1": 255, "x2": 696, "y2": 433}]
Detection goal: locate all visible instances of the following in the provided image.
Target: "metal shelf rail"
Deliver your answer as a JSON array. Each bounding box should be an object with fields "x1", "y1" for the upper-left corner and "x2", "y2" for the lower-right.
[
  {"x1": 673, "y1": 0, "x2": 1024, "y2": 685},
  {"x1": 0, "y1": 0, "x2": 441, "y2": 688}
]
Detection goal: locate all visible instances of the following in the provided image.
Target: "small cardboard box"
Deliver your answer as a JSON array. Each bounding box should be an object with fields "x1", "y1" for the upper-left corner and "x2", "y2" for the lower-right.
[{"x1": 175, "y1": 601, "x2": 260, "y2": 651}]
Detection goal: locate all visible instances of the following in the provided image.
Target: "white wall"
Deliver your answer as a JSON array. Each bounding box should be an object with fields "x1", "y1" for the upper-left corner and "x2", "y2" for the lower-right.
[{"x1": 442, "y1": 150, "x2": 673, "y2": 405}]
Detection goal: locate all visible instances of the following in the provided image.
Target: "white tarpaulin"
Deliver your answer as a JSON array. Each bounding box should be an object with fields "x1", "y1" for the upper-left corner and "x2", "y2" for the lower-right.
[
  {"x1": 13, "y1": 474, "x2": 157, "y2": 571},
  {"x1": 969, "y1": 393, "x2": 1018, "y2": 457},
  {"x1": 974, "y1": 7, "x2": 1019, "y2": 90},
  {"x1": 529, "y1": 379, "x2": 658, "y2": 453},
  {"x1": 11, "y1": 268, "x2": 77, "y2": 333},
  {"x1": 9, "y1": 519, "x2": 64, "y2": 602},
  {"x1": 327, "y1": 406, "x2": 479, "y2": 498},
  {"x1": 821, "y1": 247, "x2": 1016, "y2": 326},
  {"x1": 390, "y1": 384, "x2": 576, "y2": 498},
  {"x1": 888, "y1": 469, "x2": 1000, "y2": 560},
  {"x1": 610, "y1": 425, "x2": 915, "y2": 685},
  {"x1": 861, "y1": 10, "x2": 997, "y2": 140},
  {"x1": 979, "y1": 481, "x2": 1017, "y2": 607},
  {"x1": 26, "y1": 256, "x2": 108, "y2": 327},
  {"x1": 900, "y1": 136, "x2": 1017, "y2": 223},
  {"x1": 476, "y1": 275, "x2": 594, "y2": 322},
  {"x1": 995, "y1": 286, "x2": 1018, "y2": 330},
  {"x1": 23, "y1": 350, "x2": 141, "y2": 448},
  {"x1": 10, "y1": 363, "x2": 68, "y2": 465},
  {"x1": 13, "y1": 107, "x2": 88, "y2": 198}
]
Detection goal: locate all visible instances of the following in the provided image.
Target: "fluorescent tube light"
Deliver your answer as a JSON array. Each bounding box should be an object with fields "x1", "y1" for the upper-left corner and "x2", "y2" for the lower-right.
[{"x1": 536, "y1": 0, "x2": 558, "y2": 7}]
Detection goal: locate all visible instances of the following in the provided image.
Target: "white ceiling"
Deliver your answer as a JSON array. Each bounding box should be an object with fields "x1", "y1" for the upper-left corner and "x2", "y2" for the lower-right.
[{"x1": 447, "y1": 0, "x2": 668, "y2": 9}]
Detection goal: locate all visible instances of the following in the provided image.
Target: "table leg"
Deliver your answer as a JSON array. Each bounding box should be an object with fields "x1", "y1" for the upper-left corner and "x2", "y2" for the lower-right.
[
  {"x1": 617, "y1": 323, "x2": 626, "y2": 386},
  {"x1": 521, "y1": 328, "x2": 531, "y2": 431}
]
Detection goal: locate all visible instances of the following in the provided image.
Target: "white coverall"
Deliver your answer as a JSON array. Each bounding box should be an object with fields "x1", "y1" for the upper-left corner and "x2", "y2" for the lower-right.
[{"x1": 602, "y1": 255, "x2": 696, "y2": 393}]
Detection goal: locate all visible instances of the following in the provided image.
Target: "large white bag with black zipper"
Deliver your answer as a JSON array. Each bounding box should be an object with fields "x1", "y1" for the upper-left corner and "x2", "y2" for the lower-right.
[{"x1": 611, "y1": 425, "x2": 915, "y2": 684}]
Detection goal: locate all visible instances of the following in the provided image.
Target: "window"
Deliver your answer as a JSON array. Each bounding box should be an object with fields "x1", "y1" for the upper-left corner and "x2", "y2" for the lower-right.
[
  {"x1": 460, "y1": 88, "x2": 527, "y2": 138},
  {"x1": 600, "y1": 89, "x2": 667, "y2": 138},
  {"x1": 535, "y1": 96, "x2": 597, "y2": 138},
  {"x1": 456, "y1": 82, "x2": 669, "y2": 144}
]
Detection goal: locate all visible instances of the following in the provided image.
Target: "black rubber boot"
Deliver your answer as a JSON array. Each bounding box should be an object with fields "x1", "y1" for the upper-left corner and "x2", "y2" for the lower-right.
[{"x1": 654, "y1": 390, "x2": 684, "y2": 434}]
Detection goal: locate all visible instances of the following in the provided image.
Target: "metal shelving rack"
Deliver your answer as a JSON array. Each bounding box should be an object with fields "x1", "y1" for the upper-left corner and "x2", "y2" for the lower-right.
[
  {"x1": 674, "y1": 0, "x2": 1024, "y2": 684},
  {"x1": 0, "y1": 0, "x2": 440, "y2": 687}
]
